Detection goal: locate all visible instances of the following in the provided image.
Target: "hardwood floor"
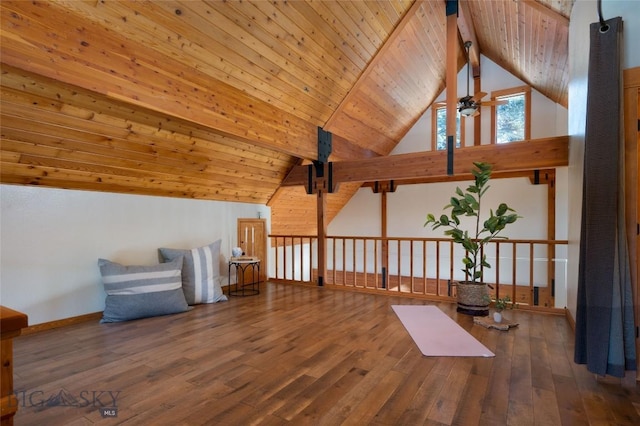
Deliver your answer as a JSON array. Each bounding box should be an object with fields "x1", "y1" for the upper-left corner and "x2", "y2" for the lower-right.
[{"x1": 12, "y1": 282, "x2": 640, "y2": 425}]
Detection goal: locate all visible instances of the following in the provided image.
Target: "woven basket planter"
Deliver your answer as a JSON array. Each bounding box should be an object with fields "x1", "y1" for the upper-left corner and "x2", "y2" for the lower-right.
[{"x1": 455, "y1": 282, "x2": 489, "y2": 316}]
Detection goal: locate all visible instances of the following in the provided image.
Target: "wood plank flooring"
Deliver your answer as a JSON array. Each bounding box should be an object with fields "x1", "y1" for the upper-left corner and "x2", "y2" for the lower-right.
[{"x1": 11, "y1": 282, "x2": 640, "y2": 425}]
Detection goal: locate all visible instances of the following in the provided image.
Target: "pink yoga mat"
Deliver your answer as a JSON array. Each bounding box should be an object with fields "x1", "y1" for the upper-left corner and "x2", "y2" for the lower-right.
[{"x1": 392, "y1": 305, "x2": 494, "y2": 357}]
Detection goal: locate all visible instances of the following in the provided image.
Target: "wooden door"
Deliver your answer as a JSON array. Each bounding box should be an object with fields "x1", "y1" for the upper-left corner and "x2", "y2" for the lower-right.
[
  {"x1": 623, "y1": 67, "x2": 639, "y2": 380},
  {"x1": 237, "y1": 218, "x2": 267, "y2": 282}
]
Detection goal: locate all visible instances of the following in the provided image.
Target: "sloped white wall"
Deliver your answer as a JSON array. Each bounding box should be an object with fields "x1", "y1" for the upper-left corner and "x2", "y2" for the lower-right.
[
  {"x1": 329, "y1": 56, "x2": 570, "y2": 307},
  {"x1": 331, "y1": 56, "x2": 569, "y2": 240},
  {"x1": 0, "y1": 185, "x2": 269, "y2": 325},
  {"x1": 393, "y1": 56, "x2": 568, "y2": 154}
]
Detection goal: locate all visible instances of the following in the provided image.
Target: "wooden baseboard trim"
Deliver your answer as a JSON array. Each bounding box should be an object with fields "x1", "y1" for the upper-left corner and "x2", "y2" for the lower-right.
[
  {"x1": 21, "y1": 312, "x2": 103, "y2": 335},
  {"x1": 565, "y1": 307, "x2": 576, "y2": 331}
]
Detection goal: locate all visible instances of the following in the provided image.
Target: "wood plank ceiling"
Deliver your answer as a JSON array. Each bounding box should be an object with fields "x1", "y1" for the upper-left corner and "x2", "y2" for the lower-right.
[{"x1": 0, "y1": 0, "x2": 573, "y2": 236}]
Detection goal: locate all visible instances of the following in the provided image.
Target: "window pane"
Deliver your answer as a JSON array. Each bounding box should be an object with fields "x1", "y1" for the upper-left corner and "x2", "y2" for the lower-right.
[
  {"x1": 435, "y1": 108, "x2": 461, "y2": 150},
  {"x1": 496, "y1": 94, "x2": 525, "y2": 144}
]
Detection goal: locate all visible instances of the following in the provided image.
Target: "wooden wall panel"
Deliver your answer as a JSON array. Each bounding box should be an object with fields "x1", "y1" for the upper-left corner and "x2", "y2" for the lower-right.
[
  {"x1": 623, "y1": 67, "x2": 639, "y2": 379},
  {"x1": 269, "y1": 183, "x2": 362, "y2": 237}
]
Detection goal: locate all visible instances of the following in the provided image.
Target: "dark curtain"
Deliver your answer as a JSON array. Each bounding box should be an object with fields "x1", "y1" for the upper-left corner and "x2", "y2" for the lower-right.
[{"x1": 574, "y1": 17, "x2": 636, "y2": 377}]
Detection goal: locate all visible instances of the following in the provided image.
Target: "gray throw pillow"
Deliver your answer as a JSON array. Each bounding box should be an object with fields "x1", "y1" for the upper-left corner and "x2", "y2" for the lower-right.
[
  {"x1": 159, "y1": 239, "x2": 227, "y2": 305},
  {"x1": 98, "y1": 256, "x2": 190, "y2": 323}
]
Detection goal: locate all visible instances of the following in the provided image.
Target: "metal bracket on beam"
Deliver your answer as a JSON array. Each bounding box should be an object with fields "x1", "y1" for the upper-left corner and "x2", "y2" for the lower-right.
[
  {"x1": 318, "y1": 127, "x2": 332, "y2": 163},
  {"x1": 306, "y1": 161, "x2": 335, "y2": 194},
  {"x1": 446, "y1": 0, "x2": 458, "y2": 16},
  {"x1": 305, "y1": 127, "x2": 335, "y2": 194},
  {"x1": 372, "y1": 180, "x2": 396, "y2": 194},
  {"x1": 530, "y1": 170, "x2": 555, "y2": 186}
]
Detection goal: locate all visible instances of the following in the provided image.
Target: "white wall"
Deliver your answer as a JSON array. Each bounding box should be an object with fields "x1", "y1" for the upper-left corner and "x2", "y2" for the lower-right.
[
  {"x1": 567, "y1": 0, "x2": 640, "y2": 319},
  {"x1": 330, "y1": 56, "x2": 570, "y2": 240},
  {"x1": 329, "y1": 56, "x2": 570, "y2": 307},
  {"x1": 393, "y1": 56, "x2": 568, "y2": 153},
  {"x1": 0, "y1": 185, "x2": 269, "y2": 325}
]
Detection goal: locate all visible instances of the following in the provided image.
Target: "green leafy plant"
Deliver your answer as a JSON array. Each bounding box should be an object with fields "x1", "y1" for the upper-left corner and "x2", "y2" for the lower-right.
[
  {"x1": 424, "y1": 162, "x2": 520, "y2": 284},
  {"x1": 493, "y1": 295, "x2": 513, "y2": 312}
]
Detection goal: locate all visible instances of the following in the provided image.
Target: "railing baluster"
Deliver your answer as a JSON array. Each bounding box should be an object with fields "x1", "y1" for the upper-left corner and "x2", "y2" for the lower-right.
[
  {"x1": 363, "y1": 238, "x2": 368, "y2": 288},
  {"x1": 373, "y1": 238, "x2": 378, "y2": 290},
  {"x1": 512, "y1": 242, "x2": 517, "y2": 304},
  {"x1": 529, "y1": 242, "x2": 535, "y2": 305},
  {"x1": 309, "y1": 237, "x2": 314, "y2": 282},
  {"x1": 294, "y1": 237, "x2": 298, "y2": 281},
  {"x1": 495, "y1": 242, "x2": 501, "y2": 299},
  {"x1": 450, "y1": 241, "x2": 455, "y2": 292},
  {"x1": 293, "y1": 237, "x2": 304, "y2": 281},
  {"x1": 331, "y1": 237, "x2": 336, "y2": 285},
  {"x1": 548, "y1": 238, "x2": 555, "y2": 307},
  {"x1": 352, "y1": 238, "x2": 356, "y2": 287},
  {"x1": 410, "y1": 240, "x2": 414, "y2": 293},
  {"x1": 397, "y1": 239, "x2": 401, "y2": 293},
  {"x1": 480, "y1": 244, "x2": 485, "y2": 282},
  {"x1": 423, "y1": 240, "x2": 427, "y2": 295},
  {"x1": 342, "y1": 238, "x2": 346, "y2": 286},
  {"x1": 283, "y1": 237, "x2": 287, "y2": 280},
  {"x1": 274, "y1": 237, "x2": 279, "y2": 279},
  {"x1": 436, "y1": 241, "x2": 441, "y2": 295}
]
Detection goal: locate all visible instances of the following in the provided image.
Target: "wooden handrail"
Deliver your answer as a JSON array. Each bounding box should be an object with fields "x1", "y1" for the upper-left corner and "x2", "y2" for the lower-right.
[{"x1": 269, "y1": 235, "x2": 568, "y2": 310}]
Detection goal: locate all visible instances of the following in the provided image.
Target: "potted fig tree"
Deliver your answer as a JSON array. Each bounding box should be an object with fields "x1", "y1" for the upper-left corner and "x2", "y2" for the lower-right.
[{"x1": 424, "y1": 162, "x2": 520, "y2": 316}]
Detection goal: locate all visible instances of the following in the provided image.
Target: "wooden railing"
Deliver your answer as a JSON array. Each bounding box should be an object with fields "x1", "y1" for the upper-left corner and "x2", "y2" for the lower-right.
[{"x1": 269, "y1": 235, "x2": 568, "y2": 310}]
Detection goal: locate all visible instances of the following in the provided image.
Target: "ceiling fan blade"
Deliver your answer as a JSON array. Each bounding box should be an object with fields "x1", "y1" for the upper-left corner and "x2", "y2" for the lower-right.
[
  {"x1": 470, "y1": 91, "x2": 488, "y2": 102},
  {"x1": 479, "y1": 99, "x2": 508, "y2": 107}
]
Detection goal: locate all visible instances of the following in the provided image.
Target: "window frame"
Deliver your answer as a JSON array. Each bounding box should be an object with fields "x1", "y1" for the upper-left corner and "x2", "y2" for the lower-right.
[
  {"x1": 431, "y1": 105, "x2": 465, "y2": 151},
  {"x1": 490, "y1": 85, "x2": 531, "y2": 144}
]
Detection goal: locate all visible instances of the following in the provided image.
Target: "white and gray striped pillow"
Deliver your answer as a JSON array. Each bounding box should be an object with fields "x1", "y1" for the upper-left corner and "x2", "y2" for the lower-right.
[
  {"x1": 98, "y1": 256, "x2": 190, "y2": 323},
  {"x1": 159, "y1": 239, "x2": 227, "y2": 305}
]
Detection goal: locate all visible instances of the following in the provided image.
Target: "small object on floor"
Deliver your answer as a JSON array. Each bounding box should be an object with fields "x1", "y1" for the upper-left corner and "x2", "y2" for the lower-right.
[{"x1": 473, "y1": 315, "x2": 519, "y2": 331}]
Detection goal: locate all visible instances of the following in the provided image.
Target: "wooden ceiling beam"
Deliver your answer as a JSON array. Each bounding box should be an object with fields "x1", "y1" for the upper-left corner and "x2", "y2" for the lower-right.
[
  {"x1": 457, "y1": 0, "x2": 480, "y2": 76},
  {"x1": 329, "y1": 135, "x2": 379, "y2": 161},
  {"x1": 281, "y1": 136, "x2": 568, "y2": 186},
  {"x1": 361, "y1": 168, "x2": 556, "y2": 188},
  {"x1": 445, "y1": 1, "x2": 459, "y2": 175}
]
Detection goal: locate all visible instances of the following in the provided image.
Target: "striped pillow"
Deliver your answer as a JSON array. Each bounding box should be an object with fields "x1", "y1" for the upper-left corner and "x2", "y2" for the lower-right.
[
  {"x1": 159, "y1": 239, "x2": 227, "y2": 305},
  {"x1": 98, "y1": 256, "x2": 190, "y2": 323}
]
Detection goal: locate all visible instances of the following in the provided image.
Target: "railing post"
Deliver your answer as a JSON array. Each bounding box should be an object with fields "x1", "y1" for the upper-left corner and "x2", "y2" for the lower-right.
[{"x1": 317, "y1": 186, "x2": 326, "y2": 286}]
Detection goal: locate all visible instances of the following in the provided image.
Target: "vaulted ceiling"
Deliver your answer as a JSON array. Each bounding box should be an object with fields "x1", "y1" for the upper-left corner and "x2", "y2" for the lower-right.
[{"x1": 0, "y1": 0, "x2": 572, "y2": 235}]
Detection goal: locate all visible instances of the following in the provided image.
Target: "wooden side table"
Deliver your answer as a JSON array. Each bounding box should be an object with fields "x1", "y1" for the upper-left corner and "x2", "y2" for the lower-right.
[
  {"x1": 1, "y1": 306, "x2": 28, "y2": 426},
  {"x1": 228, "y1": 258, "x2": 261, "y2": 296}
]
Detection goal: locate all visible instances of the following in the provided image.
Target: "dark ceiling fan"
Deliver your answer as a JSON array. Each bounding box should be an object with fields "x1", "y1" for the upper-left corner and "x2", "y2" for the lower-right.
[{"x1": 436, "y1": 41, "x2": 506, "y2": 116}]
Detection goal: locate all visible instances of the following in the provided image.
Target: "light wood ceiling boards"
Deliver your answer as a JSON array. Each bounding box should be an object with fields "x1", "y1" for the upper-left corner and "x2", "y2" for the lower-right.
[
  {"x1": 324, "y1": 0, "x2": 454, "y2": 156},
  {"x1": 0, "y1": 65, "x2": 296, "y2": 203},
  {"x1": 0, "y1": 0, "x2": 574, "y2": 237},
  {"x1": 467, "y1": 0, "x2": 571, "y2": 107}
]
